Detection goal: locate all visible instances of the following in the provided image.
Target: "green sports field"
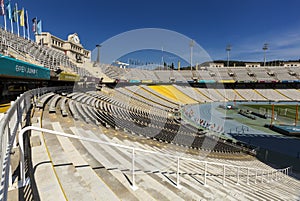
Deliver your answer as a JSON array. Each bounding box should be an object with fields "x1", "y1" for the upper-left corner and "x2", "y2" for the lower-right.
[{"x1": 240, "y1": 104, "x2": 300, "y2": 123}]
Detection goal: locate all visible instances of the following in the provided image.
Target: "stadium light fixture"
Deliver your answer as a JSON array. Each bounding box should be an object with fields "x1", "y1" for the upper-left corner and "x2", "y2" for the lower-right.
[
  {"x1": 263, "y1": 43, "x2": 268, "y2": 67},
  {"x1": 190, "y1": 40, "x2": 194, "y2": 71},
  {"x1": 96, "y1": 44, "x2": 102, "y2": 65},
  {"x1": 226, "y1": 44, "x2": 232, "y2": 67},
  {"x1": 161, "y1": 46, "x2": 164, "y2": 71}
]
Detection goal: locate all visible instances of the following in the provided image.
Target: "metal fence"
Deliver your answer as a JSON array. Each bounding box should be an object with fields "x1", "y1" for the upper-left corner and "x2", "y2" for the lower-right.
[
  {"x1": 18, "y1": 126, "x2": 291, "y2": 192},
  {"x1": 0, "y1": 86, "x2": 71, "y2": 201}
]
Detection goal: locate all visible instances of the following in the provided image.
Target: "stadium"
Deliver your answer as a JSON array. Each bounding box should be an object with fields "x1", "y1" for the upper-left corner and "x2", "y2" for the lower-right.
[{"x1": 1, "y1": 2, "x2": 300, "y2": 201}]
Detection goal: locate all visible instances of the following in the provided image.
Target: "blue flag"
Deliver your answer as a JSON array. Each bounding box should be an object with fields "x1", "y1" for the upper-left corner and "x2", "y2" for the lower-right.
[
  {"x1": 12, "y1": 3, "x2": 17, "y2": 22},
  {"x1": 24, "y1": 10, "x2": 28, "y2": 29},
  {"x1": 5, "y1": 1, "x2": 11, "y2": 20},
  {"x1": 37, "y1": 20, "x2": 42, "y2": 34}
]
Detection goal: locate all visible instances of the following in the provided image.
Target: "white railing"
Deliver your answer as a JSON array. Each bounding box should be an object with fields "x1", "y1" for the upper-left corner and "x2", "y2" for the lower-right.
[
  {"x1": 0, "y1": 86, "x2": 72, "y2": 201},
  {"x1": 18, "y1": 126, "x2": 291, "y2": 192}
]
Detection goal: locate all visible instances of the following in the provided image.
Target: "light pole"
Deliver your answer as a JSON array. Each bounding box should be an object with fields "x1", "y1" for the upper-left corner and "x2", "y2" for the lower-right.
[
  {"x1": 190, "y1": 40, "x2": 194, "y2": 71},
  {"x1": 226, "y1": 45, "x2": 231, "y2": 67},
  {"x1": 96, "y1": 44, "x2": 102, "y2": 66},
  {"x1": 263, "y1": 43, "x2": 268, "y2": 67},
  {"x1": 161, "y1": 46, "x2": 164, "y2": 71}
]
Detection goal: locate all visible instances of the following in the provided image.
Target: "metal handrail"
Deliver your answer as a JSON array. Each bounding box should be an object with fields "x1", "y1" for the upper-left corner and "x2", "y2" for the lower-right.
[
  {"x1": 18, "y1": 126, "x2": 291, "y2": 191},
  {"x1": 0, "y1": 86, "x2": 72, "y2": 201}
]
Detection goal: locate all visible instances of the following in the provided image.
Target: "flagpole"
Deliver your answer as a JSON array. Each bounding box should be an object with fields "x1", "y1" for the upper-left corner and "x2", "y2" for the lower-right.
[
  {"x1": 15, "y1": 3, "x2": 19, "y2": 37},
  {"x1": 4, "y1": 13, "x2": 6, "y2": 31},
  {"x1": 0, "y1": 0, "x2": 4, "y2": 31},
  {"x1": 7, "y1": 0, "x2": 13, "y2": 33},
  {"x1": 26, "y1": 10, "x2": 29, "y2": 40},
  {"x1": 23, "y1": 24, "x2": 25, "y2": 38},
  {"x1": 22, "y1": 9, "x2": 25, "y2": 39},
  {"x1": 10, "y1": 14, "x2": 12, "y2": 33}
]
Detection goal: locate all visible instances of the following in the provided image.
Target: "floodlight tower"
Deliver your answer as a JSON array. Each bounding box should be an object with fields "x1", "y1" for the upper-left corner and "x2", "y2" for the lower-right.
[
  {"x1": 263, "y1": 43, "x2": 268, "y2": 67},
  {"x1": 226, "y1": 44, "x2": 232, "y2": 67},
  {"x1": 190, "y1": 40, "x2": 194, "y2": 71},
  {"x1": 161, "y1": 46, "x2": 164, "y2": 71},
  {"x1": 96, "y1": 44, "x2": 102, "y2": 65}
]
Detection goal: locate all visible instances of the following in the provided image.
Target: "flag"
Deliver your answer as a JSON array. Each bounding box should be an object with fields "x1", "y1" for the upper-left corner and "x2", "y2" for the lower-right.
[
  {"x1": 5, "y1": 1, "x2": 11, "y2": 20},
  {"x1": 24, "y1": 10, "x2": 28, "y2": 29},
  {"x1": 37, "y1": 20, "x2": 42, "y2": 34},
  {"x1": 19, "y1": 8, "x2": 24, "y2": 26},
  {"x1": 12, "y1": 3, "x2": 17, "y2": 22},
  {"x1": 32, "y1": 17, "x2": 37, "y2": 32},
  {"x1": 0, "y1": 0, "x2": 5, "y2": 16}
]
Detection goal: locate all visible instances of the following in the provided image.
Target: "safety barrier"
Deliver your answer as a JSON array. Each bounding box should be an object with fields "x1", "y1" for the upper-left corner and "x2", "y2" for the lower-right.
[
  {"x1": 0, "y1": 86, "x2": 72, "y2": 200},
  {"x1": 18, "y1": 126, "x2": 291, "y2": 191}
]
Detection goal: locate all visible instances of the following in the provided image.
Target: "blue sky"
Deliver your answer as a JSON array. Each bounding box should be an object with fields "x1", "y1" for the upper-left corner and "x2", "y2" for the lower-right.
[{"x1": 4, "y1": 0, "x2": 300, "y2": 62}]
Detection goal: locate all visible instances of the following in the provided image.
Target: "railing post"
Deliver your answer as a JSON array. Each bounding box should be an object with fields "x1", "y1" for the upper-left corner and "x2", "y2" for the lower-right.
[
  {"x1": 19, "y1": 126, "x2": 26, "y2": 187},
  {"x1": 7, "y1": 124, "x2": 10, "y2": 145},
  {"x1": 176, "y1": 157, "x2": 180, "y2": 188},
  {"x1": 131, "y1": 147, "x2": 137, "y2": 190},
  {"x1": 15, "y1": 103, "x2": 22, "y2": 148},
  {"x1": 261, "y1": 170, "x2": 264, "y2": 183},
  {"x1": 286, "y1": 168, "x2": 288, "y2": 176},
  {"x1": 204, "y1": 162, "x2": 207, "y2": 186},
  {"x1": 223, "y1": 165, "x2": 226, "y2": 186},
  {"x1": 9, "y1": 164, "x2": 12, "y2": 187}
]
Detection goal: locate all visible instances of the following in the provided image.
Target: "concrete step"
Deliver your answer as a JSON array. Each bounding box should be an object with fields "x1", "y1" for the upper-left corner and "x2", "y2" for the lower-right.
[
  {"x1": 50, "y1": 122, "x2": 120, "y2": 201},
  {"x1": 30, "y1": 122, "x2": 66, "y2": 201},
  {"x1": 74, "y1": 127, "x2": 202, "y2": 200},
  {"x1": 70, "y1": 127, "x2": 146, "y2": 201}
]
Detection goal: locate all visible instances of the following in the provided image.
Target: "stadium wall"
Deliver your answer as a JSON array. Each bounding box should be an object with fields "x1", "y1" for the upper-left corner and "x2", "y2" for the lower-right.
[{"x1": 0, "y1": 55, "x2": 50, "y2": 80}]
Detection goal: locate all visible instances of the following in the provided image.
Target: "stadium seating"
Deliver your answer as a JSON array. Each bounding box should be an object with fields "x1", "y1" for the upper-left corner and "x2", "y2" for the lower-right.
[
  {"x1": 0, "y1": 28, "x2": 92, "y2": 77},
  {"x1": 235, "y1": 89, "x2": 267, "y2": 101},
  {"x1": 276, "y1": 89, "x2": 300, "y2": 100},
  {"x1": 39, "y1": 88, "x2": 242, "y2": 153},
  {"x1": 256, "y1": 89, "x2": 291, "y2": 101},
  {"x1": 81, "y1": 61, "x2": 300, "y2": 84},
  {"x1": 27, "y1": 93, "x2": 300, "y2": 200}
]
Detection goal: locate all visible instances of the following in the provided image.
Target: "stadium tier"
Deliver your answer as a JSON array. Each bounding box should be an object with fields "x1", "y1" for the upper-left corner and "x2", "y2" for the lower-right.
[
  {"x1": 0, "y1": 28, "x2": 93, "y2": 80},
  {"x1": 2, "y1": 86, "x2": 300, "y2": 200},
  {"x1": 103, "y1": 66, "x2": 300, "y2": 84}
]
